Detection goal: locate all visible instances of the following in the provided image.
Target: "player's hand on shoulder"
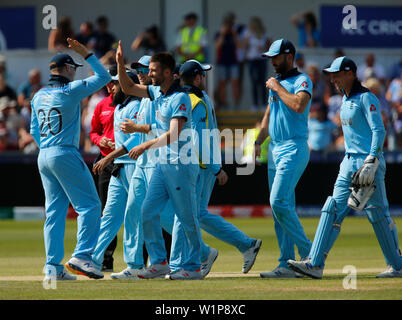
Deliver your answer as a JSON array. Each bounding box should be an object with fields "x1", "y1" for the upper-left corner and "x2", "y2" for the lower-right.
[{"x1": 67, "y1": 38, "x2": 89, "y2": 58}]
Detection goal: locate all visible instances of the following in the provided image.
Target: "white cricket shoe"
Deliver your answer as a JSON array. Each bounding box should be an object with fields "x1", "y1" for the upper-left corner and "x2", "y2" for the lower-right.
[
  {"x1": 260, "y1": 266, "x2": 303, "y2": 279},
  {"x1": 201, "y1": 248, "x2": 218, "y2": 278},
  {"x1": 242, "y1": 239, "x2": 262, "y2": 273},
  {"x1": 65, "y1": 257, "x2": 104, "y2": 279},
  {"x1": 111, "y1": 267, "x2": 143, "y2": 280},
  {"x1": 376, "y1": 265, "x2": 402, "y2": 278},
  {"x1": 137, "y1": 261, "x2": 170, "y2": 279},
  {"x1": 168, "y1": 268, "x2": 203, "y2": 280},
  {"x1": 287, "y1": 259, "x2": 323, "y2": 279},
  {"x1": 44, "y1": 269, "x2": 76, "y2": 281}
]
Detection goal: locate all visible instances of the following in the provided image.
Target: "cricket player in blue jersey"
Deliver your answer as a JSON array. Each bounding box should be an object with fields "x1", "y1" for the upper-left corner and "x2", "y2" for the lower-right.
[
  {"x1": 114, "y1": 42, "x2": 202, "y2": 280},
  {"x1": 254, "y1": 39, "x2": 313, "y2": 278},
  {"x1": 95, "y1": 56, "x2": 174, "y2": 279},
  {"x1": 176, "y1": 60, "x2": 263, "y2": 277},
  {"x1": 91, "y1": 70, "x2": 143, "y2": 273},
  {"x1": 288, "y1": 57, "x2": 402, "y2": 279},
  {"x1": 30, "y1": 38, "x2": 111, "y2": 280}
]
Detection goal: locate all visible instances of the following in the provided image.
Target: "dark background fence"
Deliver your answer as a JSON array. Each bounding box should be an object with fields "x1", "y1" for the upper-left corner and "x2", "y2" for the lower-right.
[{"x1": 1, "y1": 152, "x2": 401, "y2": 207}]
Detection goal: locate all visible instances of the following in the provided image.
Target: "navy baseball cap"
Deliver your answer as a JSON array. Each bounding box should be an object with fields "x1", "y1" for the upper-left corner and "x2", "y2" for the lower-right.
[
  {"x1": 49, "y1": 53, "x2": 83, "y2": 70},
  {"x1": 174, "y1": 63, "x2": 182, "y2": 76},
  {"x1": 111, "y1": 70, "x2": 139, "y2": 84},
  {"x1": 262, "y1": 39, "x2": 296, "y2": 58},
  {"x1": 179, "y1": 60, "x2": 212, "y2": 77},
  {"x1": 131, "y1": 55, "x2": 151, "y2": 69},
  {"x1": 323, "y1": 56, "x2": 357, "y2": 73}
]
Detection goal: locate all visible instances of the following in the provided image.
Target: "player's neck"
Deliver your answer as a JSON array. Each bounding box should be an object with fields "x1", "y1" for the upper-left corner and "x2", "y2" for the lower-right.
[
  {"x1": 160, "y1": 77, "x2": 175, "y2": 94},
  {"x1": 344, "y1": 78, "x2": 357, "y2": 97}
]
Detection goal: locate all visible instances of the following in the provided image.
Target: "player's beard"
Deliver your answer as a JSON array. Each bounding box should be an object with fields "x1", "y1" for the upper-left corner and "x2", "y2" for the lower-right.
[
  {"x1": 273, "y1": 60, "x2": 288, "y2": 76},
  {"x1": 111, "y1": 89, "x2": 126, "y2": 106}
]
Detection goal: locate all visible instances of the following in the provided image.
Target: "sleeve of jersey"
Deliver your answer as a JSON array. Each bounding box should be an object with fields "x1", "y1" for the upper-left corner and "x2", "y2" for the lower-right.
[
  {"x1": 29, "y1": 102, "x2": 40, "y2": 146},
  {"x1": 147, "y1": 85, "x2": 158, "y2": 101},
  {"x1": 122, "y1": 103, "x2": 142, "y2": 151},
  {"x1": 123, "y1": 133, "x2": 141, "y2": 152},
  {"x1": 294, "y1": 75, "x2": 313, "y2": 98},
  {"x1": 68, "y1": 54, "x2": 112, "y2": 100},
  {"x1": 361, "y1": 93, "x2": 386, "y2": 156},
  {"x1": 171, "y1": 93, "x2": 190, "y2": 120}
]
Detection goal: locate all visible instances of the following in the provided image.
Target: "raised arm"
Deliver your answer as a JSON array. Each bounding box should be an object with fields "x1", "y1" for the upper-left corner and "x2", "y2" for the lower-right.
[
  {"x1": 116, "y1": 40, "x2": 149, "y2": 98},
  {"x1": 67, "y1": 38, "x2": 111, "y2": 100}
]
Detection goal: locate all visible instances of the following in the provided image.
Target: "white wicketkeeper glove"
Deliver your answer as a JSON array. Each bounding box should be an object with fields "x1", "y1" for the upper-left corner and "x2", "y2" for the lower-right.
[{"x1": 351, "y1": 155, "x2": 379, "y2": 187}]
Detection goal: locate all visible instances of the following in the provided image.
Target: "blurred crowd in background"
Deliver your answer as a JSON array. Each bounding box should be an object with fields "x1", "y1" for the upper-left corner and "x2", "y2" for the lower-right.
[{"x1": 0, "y1": 10, "x2": 401, "y2": 155}]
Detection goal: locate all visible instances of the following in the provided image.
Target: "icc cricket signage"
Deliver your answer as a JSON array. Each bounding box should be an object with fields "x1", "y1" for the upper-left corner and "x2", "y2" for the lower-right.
[{"x1": 320, "y1": 6, "x2": 402, "y2": 48}]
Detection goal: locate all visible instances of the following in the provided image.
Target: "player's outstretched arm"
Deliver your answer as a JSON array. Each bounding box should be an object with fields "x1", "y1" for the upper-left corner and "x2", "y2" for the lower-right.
[
  {"x1": 120, "y1": 118, "x2": 151, "y2": 134},
  {"x1": 116, "y1": 41, "x2": 149, "y2": 98},
  {"x1": 128, "y1": 118, "x2": 185, "y2": 160},
  {"x1": 67, "y1": 38, "x2": 111, "y2": 99}
]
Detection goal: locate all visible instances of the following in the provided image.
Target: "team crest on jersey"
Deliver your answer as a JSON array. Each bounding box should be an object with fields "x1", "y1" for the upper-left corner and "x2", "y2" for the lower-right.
[
  {"x1": 155, "y1": 110, "x2": 164, "y2": 122},
  {"x1": 301, "y1": 81, "x2": 308, "y2": 88},
  {"x1": 370, "y1": 104, "x2": 377, "y2": 112},
  {"x1": 137, "y1": 111, "x2": 145, "y2": 122},
  {"x1": 179, "y1": 103, "x2": 186, "y2": 111}
]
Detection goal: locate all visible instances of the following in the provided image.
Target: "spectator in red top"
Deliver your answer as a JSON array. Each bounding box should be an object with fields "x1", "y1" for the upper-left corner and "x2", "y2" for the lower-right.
[{"x1": 89, "y1": 66, "x2": 118, "y2": 272}]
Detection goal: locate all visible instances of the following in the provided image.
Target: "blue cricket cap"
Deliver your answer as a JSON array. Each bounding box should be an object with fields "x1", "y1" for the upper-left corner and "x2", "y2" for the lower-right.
[
  {"x1": 179, "y1": 59, "x2": 212, "y2": 77},
  {"x1": 49, "y1": 53, "x2": 83, "y2": 70},
  {"x1": 111, "y1": 70, "x2": 139, "y2": 84},
  {"x1": 174, "y1": 63, "x2": 182, "y2": 76},
  {"x1": 262, "y1": 39, "x2": 296, "y2": 58},
  {"x1": 323, "y1": 56, "x2": 357, "y2": 73},
  {"x1": 131, "y1": 55, "x2": 151, "y2": 69}
]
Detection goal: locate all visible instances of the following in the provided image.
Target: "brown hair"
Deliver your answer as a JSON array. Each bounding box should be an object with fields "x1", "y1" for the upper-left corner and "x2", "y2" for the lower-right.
[{"x1": 150, "y1": 52, "x2": 176, "y2": 72}]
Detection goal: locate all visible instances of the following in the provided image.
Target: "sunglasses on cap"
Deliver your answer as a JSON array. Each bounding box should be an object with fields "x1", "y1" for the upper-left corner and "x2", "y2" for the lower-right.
[{"x1": 136, "y1": 67, "x2": 149, "y2": 75}]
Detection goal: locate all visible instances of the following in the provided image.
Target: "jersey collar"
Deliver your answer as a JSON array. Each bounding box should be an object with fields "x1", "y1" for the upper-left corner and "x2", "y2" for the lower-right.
[
  {"x1": 119, "y1": 96, "x2": 140, "y2": 109},
  {"x1": 182, "y1": 84, "x2": 204, "y2": 98},
  {"x1": 276, "y1": 68, "x2": 301, "y2": 80},
  {"x1": 345, "y1": 78, "x2": 369, "y2": 98},
  {"x1": 47, "y1": 75, "x2": 70, "y2": 87},
  {"x1": 161, "y1": 79, "x2": 184, "y2": 96}
]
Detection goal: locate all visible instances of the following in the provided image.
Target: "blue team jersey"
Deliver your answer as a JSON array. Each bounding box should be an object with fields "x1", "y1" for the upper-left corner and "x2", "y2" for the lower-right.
[
  {"x1": 114, "y1": 97, "x2": 141, "y2": 164},
  {"x1": 339, "y1": 80, "x2": 385, "y2": 156},
  {"x1": 30, "y1": 55, "x2": 111, "y2": 149},
  {"x1": 185, "y1": 86, "x2": 221, "y2": 174},
  {"x1": 124, "y1": 97, "x2": 159, "y2": 168},
  {"x1": 147, "y1": 81, "x2": 192, "y2": 164},
  {"x1": 268, "y1": 68, "x2": 313, "y2": 143}
]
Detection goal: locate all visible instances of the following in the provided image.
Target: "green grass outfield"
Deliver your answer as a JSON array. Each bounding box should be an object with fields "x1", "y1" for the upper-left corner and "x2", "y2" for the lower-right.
[{"x1": 0, "y1": 217, "x2": 401, "y2": 300}]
